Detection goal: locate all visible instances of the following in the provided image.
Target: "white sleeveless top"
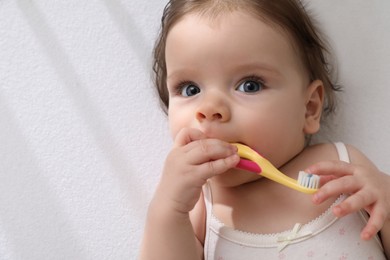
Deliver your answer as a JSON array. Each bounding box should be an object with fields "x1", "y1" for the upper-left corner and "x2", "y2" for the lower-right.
[{"x1": 203, "y1": 143, "x2": 386, "y2": 259}]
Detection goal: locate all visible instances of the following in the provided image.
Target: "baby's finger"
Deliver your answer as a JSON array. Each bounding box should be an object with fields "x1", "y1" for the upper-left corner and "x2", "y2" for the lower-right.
[
  {"x1": 313, "y1": 175, "x2": 360, "y2": 204},
  {"x1": 196, "y1": 153, "x2": 240, "y2": 179},
  {"x1": 307, "y1": 160, "x2": 355, "y2": 177},
  {"x1": 174, "y1": 127, "x2": 207, "y2": 147},
  {"x1": 332, "y1": 190, "x2": 375, "y2": 217},
  {"x1": 360, "y1": 206, "x2": 387, "y2": 240},
  {"x1": 185, "y1": 139, "x2": 237, "y2": 165},
  {"x1": 319, "y1": 175, "x2": 338, "y2": 186}
]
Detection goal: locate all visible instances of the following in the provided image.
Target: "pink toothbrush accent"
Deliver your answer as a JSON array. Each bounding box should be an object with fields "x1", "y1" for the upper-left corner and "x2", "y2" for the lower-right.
[{"x1": 237, "y1": 158, "x2": 262, "y2": 173}]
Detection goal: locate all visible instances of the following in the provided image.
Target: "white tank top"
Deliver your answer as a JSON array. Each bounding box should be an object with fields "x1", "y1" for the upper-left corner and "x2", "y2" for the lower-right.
[{"x1": 203, "y1": 143, "x2": 385, "y2": 259}]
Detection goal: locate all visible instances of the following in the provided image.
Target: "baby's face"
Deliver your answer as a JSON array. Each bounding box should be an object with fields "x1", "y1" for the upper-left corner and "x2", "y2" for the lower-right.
[{"x1": 165, "y1": 10, "x2": 316, "y2": 168}]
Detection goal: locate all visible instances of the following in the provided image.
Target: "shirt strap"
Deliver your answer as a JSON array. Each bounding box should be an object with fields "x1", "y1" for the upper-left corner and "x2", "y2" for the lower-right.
[{"x1": 334, "y1": 142, "x2": 350, "y2": 163}]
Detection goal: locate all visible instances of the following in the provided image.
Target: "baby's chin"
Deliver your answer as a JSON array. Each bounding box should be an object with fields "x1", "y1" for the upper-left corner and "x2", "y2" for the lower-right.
[{"x1": 210, "y1": 168, "x2": 262, "y2": 188}]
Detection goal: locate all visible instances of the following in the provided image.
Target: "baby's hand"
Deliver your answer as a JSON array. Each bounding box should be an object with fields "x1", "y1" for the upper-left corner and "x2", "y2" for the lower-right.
[
  {"x1": 307, "y1": 160, "x2": 390, "y2": 240},
  {"x1": 156, "y1": 128, "x2": 239, "y2": 215}
]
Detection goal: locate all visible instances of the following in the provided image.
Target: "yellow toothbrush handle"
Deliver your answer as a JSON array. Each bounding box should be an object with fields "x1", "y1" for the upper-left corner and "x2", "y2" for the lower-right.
[{"x1": 232, "y1": 143, "x2": 317, "y2": 194}]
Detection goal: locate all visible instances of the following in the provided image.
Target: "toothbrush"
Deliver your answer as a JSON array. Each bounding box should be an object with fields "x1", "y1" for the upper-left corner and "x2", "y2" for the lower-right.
[{"x1": 232, "y1": 143, "x2": 320, "y2": 194}]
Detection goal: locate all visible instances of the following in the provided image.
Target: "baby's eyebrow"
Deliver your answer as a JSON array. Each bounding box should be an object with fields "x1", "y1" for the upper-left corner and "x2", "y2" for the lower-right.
[
  {"x1": 167, "y1": 69, "x2": 197, "y2": 82},
  {"x1": 234, "y1": 62, "x2": 281, "y2": 77}
]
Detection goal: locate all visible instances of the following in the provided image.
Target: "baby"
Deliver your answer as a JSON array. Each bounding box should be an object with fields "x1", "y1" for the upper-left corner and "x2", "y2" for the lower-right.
[{"x1": 140, "y1": 0, "x2": 390, "y2": 259}]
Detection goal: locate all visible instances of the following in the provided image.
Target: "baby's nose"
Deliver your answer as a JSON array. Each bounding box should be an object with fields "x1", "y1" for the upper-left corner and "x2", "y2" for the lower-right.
[{"x1": 196, "y1": 94, "x2": 231, "y2": 122}]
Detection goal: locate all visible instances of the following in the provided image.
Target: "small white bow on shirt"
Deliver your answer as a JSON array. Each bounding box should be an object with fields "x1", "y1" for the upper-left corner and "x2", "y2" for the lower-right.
[{"x1": 277, "y1": 223, "x2": 313, "y2": 251}]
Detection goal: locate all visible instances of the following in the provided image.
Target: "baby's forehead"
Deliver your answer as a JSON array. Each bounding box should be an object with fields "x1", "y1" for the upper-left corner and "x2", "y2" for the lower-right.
[
  {"x1": 175, "y1": 7, "x2": 302, "y2": 49},
  {"x1": 166, "y1": 9, "x2": 309, "y2": 83},
  {"x1": 173, "y1": 10, "x2": 305, "y2": 57}
]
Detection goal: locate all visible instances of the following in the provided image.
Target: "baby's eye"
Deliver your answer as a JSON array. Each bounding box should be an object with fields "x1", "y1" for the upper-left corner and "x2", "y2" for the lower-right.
[
  {"x1": 179, "y1": 83, "x2": 201, "y2": 97},
  {"x1": 236, "y1": 80, "x2": 263, "y2": 93}
]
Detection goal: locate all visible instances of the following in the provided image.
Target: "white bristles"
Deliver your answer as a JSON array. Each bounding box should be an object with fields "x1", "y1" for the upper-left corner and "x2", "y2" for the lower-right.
[{"x1": 298, "y1": 171, "x2": 320, "y2": 189}]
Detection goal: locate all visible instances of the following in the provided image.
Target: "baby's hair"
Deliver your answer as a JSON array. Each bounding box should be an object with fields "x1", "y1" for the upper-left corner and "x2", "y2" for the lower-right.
[{"x1": 153, "y1": 0, "x2": 341, "y2": 116}]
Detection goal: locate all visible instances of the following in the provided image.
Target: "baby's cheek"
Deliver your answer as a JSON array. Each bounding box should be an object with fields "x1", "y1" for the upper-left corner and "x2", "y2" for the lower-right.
[{"x1": 168, "y1": 113, "x2": 192, "y2": 140}]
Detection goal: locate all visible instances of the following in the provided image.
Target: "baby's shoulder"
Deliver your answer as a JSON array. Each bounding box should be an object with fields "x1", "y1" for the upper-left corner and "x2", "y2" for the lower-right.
[
  {"x1": 281, "y1": 142, "x2": 342, "y2": 174},
  {"x1": 301, "y1": 142, "x2": 375, "y2": 171},
  {"x1": 300, "y1": 142, "x2": 343, "y2": 162}
]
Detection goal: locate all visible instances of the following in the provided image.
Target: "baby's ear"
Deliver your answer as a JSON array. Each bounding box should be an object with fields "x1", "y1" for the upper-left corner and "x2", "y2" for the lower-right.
[{"x1": 303, "y1": 80, "x2": 324, "y2": 134}]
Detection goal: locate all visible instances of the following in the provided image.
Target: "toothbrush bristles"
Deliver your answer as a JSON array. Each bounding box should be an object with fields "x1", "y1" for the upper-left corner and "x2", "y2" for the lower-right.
[{"x1": 298, "y1": 171, "x2": 320, "y2": 189}]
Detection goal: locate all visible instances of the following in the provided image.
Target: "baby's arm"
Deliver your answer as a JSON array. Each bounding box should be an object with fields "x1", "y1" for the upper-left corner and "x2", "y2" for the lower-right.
[
  {"x1": 139, "y1": 128, "x2": 239, "y2": 260},
  {"x1": 306, "y1": 145, "x2": 390, "y2": 257}
]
